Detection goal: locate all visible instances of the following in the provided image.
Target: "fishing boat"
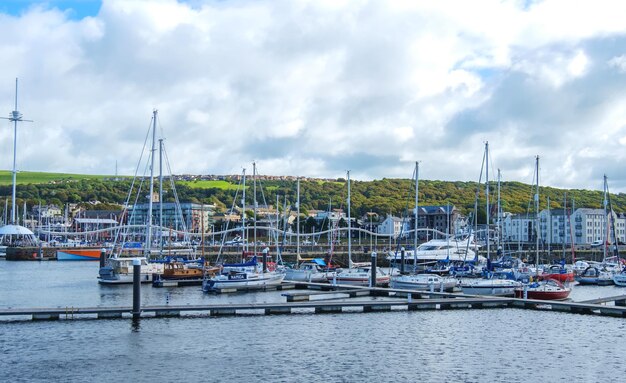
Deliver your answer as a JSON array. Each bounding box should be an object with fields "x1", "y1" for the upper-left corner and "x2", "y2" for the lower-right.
[
  {"x1": 460, "y1": 271, "x2": 522, "y2": 296},
  {"x1": 390, "y1": 273, "x2": 457, "y2": 292},
  {"x1": 98, "y1": 257, "x2": 163, "y2": 284},
  {"x1": 57, "y1": 248, "x2": 102, "y2": 261},
  {"x1": 514, "y1": 278, "x2": 571, "y2": 300}
]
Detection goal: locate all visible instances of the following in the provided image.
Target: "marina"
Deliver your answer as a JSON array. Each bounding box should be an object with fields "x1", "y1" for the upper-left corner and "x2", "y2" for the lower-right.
[{"x1": 3, "y1": 253, "x2": 626, "y2": 382}]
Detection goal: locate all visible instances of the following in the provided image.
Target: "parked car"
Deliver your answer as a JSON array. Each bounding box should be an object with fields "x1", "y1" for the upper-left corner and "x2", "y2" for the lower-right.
[{"x1": 590, "y1": 240, "x2": 604, "y2": 247}]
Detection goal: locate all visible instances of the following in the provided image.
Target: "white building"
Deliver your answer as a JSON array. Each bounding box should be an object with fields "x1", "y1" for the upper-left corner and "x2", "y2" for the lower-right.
[
  {"x1": 502, "y1": 213, "x2": 536, "y2": 243},
  {"x1": 378, "y1": 215, "x2": 409, "y2": 239},
  {"x1": 571, "y1": 208, "x2": 625, "y2": 245},
  {"x1": 503, "y1": 208, "x2": 626, "y2": 246}
]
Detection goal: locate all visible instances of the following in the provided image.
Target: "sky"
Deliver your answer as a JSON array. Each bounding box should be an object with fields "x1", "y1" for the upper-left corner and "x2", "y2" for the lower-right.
[{"x1": 2, "y1": 0, "x2": 626, "y2": 193}]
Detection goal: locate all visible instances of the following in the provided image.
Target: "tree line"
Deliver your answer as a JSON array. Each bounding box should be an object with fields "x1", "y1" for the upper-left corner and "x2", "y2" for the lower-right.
[{"x1": 0, "y1": 177, "x2": 623, "y2": 223}]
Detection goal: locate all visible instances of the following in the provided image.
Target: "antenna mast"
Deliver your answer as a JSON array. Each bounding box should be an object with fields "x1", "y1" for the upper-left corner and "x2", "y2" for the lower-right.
[{"x1": 1, "y1": 78, "x2": 33, "y2": 225}]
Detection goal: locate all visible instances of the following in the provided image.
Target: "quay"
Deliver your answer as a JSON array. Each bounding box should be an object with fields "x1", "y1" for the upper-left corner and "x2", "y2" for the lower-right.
[{"x1": 2, "y1": 283, "x2": 626, "y2": 321}]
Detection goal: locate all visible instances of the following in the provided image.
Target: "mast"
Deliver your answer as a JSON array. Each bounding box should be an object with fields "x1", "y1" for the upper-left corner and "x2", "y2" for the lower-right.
[
  {"x1": 497, "y1": 168, "x2": 501, "y2": 252},
  {"x1": 328, "y1": 198, "x2": 332, "y2": 247},
  {"x1": 414, "y1": 161, "x2": 419, "y2": 269},
  {"x1": 296, "y1": 177, "x2": 301, "y2": 263},
  {"x1": 603, "y1": 174, "x2": 608, "y2": 263},
  {"x1": 570, "y1": 197, "x2": 576, "y2": 263},
  {"x1": 145, "y1": 109, "x2": 157, "y2": 258},
  {"x1": 242, "y1": 168, "x2": 246, "y2": 252},
  {"x1": 485, "y1": 141, "x2": 490, "y2": 260},
  {"x1": 605, "y1": 175, "x2": 619, "y2": 260},
  {"x1": 159, "y1": 138, "x2": 163, "y2": 256},
  {"x1": 253, "y1": 162, "x2": 257, "y2": 256},
  {"x1": 446, "y1": 202, "x2": 450, "y2": 259},
  {"x1": 535, "y1": 156, "x2": 540, "y2": 271},
  {"x1": 347, "y1": 170, "x2": 352, "y2": 269},
  {"x1": 275, "y1": 194, "x2": 280, "y2": 255},
  {"x1": 562, "y1": 192, "x2": 567, "y2": 260},
  {"x1": 0, "y1": 78, "x2": 32, "y2": 225},
  {"x1": 547, "y1": 196, "x2": 551, "y2": 257}
]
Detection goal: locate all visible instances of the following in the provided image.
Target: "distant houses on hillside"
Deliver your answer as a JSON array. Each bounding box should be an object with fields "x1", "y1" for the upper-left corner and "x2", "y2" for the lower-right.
[{"x1": 6, "y1": 197, "x2": 626, "y2": 248}]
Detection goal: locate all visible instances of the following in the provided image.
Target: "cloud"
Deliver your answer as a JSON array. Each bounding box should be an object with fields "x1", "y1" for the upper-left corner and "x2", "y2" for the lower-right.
[{"x1": 2, "y1": 0, "x2": 626, "y2": 193}]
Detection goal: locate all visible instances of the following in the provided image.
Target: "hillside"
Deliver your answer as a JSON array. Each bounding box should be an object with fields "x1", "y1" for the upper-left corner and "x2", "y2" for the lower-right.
[{"x1": 0, "y1": 171, "x2": 622, "y2": 222}]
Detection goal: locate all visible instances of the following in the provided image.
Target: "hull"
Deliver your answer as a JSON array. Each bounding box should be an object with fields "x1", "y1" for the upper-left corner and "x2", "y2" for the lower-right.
[
  {"x1": 461, "y1": 285, "x2": 518, "y2": 297},
  {"x1": 391, "y1": 280, "x2": 457, "y2": 292},
  {"x1": 390, "y1": 275, "x2": 457, "y2": 292},
  {"x1": 204, "y1": 272, "x2": 285, "y2": 291},
  {"x1": 614, "y1": 273, "x2": 626, "y2": 286},
  {"x1": 540, "y1": 272, "x2": 574, "y2": 283},
  {"x1": 514, "y1": 289, "x2": 571, "y2": 300},
  {"x1": 333, "y1": 276, "x2": 390, "y2": 286},
  {"x1": 98, "y1": 257, "x2": 164, "y2": 284},
  {"x1": 284, "y1": 269, "x2": 331, "y2": 283},
  {"x1": 98, "y1": 272, "x2": 154, "y2": 284},
  {"x1": 57, "y1": 248, "x2": 102, "y2": 261},
  {"x1": 576, "y1": 276, "x2": 614, "y2": 286}
]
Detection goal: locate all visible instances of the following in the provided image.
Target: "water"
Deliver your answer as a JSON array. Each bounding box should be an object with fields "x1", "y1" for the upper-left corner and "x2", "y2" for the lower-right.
[{"x1": 2, "y1": 259, "x2": 626, "y2": 382}]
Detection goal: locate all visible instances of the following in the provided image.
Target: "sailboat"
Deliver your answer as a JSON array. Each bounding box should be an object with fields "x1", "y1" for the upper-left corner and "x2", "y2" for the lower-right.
[
  {"x1": 514, "y1": 156, "x2": 571, "y2": 300},
  {"x1": 98, "y1": 110, "x2": 166, "y2": 284},
  {"x1": 203, "y1": 163, "x2": 285, "y2": 292},
  {"x1": 391, "y1": 162, "x2": 457, "y2": 290},
  {"x1": 461, "y1": 143, "x2": 521, "y2": 296},
  {"x1": 334, "y1": 170, "x2": 389, "y2": 286},
  {"x1": 284, "y1": 177, "x2": 334, "y2": 282}
]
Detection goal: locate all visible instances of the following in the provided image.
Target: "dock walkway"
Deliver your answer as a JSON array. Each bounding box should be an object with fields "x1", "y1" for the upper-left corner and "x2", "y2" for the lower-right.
[{"x1": 2, "y1": 285, "x2": 626, "y2": 321}]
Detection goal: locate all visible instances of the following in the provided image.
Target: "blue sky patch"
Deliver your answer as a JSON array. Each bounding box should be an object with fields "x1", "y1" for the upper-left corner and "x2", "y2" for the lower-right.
[{"x1": 0, "y1": 0, "x2": 102, "y2": 19}]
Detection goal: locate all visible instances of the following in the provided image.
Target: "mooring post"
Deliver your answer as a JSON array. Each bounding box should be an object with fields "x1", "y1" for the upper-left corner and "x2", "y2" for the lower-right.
[
  {"x1": 132, "y1": 258, "x2": 141, "y2": 320},
  {"x1": 262, "y1": 247, "x2": 268, "y2": 273},
  {"x1": 99, "y1": 248, "x2": 106, "y2": 268},
  {"x1": 523, "y1": 284, "x2": 528, "y2": 300},
  {"x1": 370, "y1": 251, "x2": 377, "y2": 288},
  {"x1": 400, "y1": 247, "x2": 405, "y2": 274}
]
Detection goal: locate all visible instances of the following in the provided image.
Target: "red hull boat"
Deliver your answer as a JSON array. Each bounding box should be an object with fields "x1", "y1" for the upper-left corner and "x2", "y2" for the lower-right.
[
  {"x1": 539, "y1": 265, "x2": 575, "y2": 282},
  {"x1": 514, "y1": 279, "x2": 571, "y2": 300}
]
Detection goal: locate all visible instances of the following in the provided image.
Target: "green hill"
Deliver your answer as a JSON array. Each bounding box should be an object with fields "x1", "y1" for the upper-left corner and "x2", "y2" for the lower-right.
[
  {"x1": 0, "y1": 170, "x2": 110, "y2": 185},
  {"x1": 0, "y1": 171, "x2": 621, "y2": 223}
]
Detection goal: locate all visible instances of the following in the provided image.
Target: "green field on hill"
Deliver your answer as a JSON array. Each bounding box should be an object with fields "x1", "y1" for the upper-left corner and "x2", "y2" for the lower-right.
[
  {"x1": 0, "y1": 170, "x2": 110, "y2": 185},
  {"x1": 180, "y1": 180, "x2": 240, "y2": 190}
]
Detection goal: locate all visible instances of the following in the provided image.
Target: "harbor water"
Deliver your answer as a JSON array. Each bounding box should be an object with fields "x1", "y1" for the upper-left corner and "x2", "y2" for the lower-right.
[{"x1": 1, "y1": 259, "x2": 626, "y2": 382}]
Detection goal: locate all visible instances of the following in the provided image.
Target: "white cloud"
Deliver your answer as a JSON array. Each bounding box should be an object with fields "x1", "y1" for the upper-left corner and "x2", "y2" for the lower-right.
[{"x1": 2, "y1": 0, "x2": 626, "y2": 192}]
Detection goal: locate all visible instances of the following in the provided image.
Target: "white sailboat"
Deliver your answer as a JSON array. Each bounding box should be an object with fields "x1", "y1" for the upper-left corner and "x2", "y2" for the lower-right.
[
  {"x1": 203, "y1": 163, "x2": 284, "y2": 292},
  {"x1": 391, "y1": 162, "x2": 457, "y2": 290},
  {"x1": 98, "y1": 110, "x2": 165, "y2": 284},
  {"x1": 284, "y1": 177, "x2": 334, "y2": 282},
  {"x1": 514, "y1": 156, "x2": 571, "y2": 300},
  {"x1": 335, "y1": 170, "x2": 389, "y2": 286}
]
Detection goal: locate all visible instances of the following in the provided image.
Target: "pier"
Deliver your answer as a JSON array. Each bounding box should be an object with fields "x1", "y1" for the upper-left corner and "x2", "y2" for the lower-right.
[{"x1": 2, "y1": 284, "x2": 626, "y2": 321}]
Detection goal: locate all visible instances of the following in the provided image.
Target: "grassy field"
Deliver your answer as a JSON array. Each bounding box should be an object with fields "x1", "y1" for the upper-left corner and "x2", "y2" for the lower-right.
[
  {"x1": 0, "y1": 170, "x2": 110, "y2": 185},
  {"x1": 180, "y1": 179, "x2": 240, "y2": 190}
]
